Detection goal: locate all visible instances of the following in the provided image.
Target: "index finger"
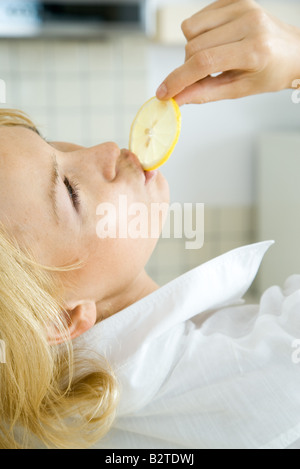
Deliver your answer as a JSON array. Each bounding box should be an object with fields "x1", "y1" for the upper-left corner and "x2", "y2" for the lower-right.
[
  {"x1": 156, "y1": 42, "x2": 248, "y2": 101},
  {"x1": 182, "y1": 1, "x2": 242, "y2": 41},
  {"x1": 201, "y1": 0, "x2": 241, "y2": 12}
]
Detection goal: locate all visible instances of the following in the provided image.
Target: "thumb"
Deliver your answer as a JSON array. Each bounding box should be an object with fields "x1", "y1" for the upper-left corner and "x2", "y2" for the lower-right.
[{"x1": 175, "y1": 73, "x2": 249, "y2": 106}]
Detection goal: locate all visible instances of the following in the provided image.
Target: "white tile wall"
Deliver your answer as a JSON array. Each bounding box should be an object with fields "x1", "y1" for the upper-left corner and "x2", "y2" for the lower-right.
[{"x1": 0, "y1": 34, "x2": 149, "y2": 148}]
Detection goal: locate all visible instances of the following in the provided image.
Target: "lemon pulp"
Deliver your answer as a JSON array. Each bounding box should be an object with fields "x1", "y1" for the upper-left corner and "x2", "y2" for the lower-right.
[{"x1": 129, "y1": 97, "x2": 181, "y2": 171}]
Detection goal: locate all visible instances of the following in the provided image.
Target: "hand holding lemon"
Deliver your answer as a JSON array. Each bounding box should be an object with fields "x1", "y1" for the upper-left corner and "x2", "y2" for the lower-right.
[{"x1": 155, "y1": 0, "x2": 300, "y2": 106}]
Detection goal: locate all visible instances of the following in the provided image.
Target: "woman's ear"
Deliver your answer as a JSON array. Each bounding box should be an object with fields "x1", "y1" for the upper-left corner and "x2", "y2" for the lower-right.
[{"x1": 48, "y1": 300, "x2": 97, "y2": 345}]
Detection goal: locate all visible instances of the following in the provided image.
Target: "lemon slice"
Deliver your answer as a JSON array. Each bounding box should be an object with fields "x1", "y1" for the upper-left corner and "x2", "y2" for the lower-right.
[{"x1": 129, "y1": 97, "x2": 181, "y2": 171}]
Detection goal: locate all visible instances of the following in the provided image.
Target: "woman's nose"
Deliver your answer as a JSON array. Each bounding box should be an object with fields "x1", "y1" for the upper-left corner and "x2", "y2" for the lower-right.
[{"x1": 84, "y1": 142, "x2": 120, "y2": 182}]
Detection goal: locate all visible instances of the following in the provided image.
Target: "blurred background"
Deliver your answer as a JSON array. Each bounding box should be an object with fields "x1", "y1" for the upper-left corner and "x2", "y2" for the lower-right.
[{"x1": 0, "y1": 0, "x2": 300, "y2": 299}]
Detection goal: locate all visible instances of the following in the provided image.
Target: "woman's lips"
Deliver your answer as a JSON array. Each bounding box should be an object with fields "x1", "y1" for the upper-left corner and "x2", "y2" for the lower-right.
[
  {"x1": 144, "y1": 169, "x2": 158, "y2": 184},
  {"x1": 122, "y1": 149, "x2": 158, "y2": 185}
]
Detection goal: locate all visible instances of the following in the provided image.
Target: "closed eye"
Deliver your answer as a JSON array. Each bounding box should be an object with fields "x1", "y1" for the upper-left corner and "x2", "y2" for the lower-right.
[
  {"x1": 51, "y1": 153, "x2": 81, "y2": 214},
  {"x1": 64, "y1": 177, "x2": 81, "y2": 210},
  {"x1": 44, "y1": 138, "x2": 81, "y2": 212}
]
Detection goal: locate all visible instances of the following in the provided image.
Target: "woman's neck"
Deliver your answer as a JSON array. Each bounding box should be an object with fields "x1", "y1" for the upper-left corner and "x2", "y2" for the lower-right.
[{"x1": 95, "y1": 270, "x2": 159, "y2": 322}]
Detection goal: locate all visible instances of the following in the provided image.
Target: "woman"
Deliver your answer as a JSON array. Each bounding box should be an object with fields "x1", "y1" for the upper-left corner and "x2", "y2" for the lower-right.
[
  {"x1": 0, "y1": 110, "x2": 168, "y2": 448},
  {"x1": 1, "y1": 0, "x2": 300, "y2": 449}
]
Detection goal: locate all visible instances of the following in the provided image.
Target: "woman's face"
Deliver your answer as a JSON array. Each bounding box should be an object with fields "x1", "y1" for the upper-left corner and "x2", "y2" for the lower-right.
[{"x1": 0, "y1": 126, "x2": 169, "y2": 323}]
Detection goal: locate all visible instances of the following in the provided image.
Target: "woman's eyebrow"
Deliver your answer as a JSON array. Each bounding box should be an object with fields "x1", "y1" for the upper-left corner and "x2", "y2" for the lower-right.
[{"x1": 20, "y1": 125, "x2": 61, "y2": 225}]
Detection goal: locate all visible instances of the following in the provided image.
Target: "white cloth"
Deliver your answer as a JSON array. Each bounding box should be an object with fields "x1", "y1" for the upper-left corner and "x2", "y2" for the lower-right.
[{"x1": 74, "y1": 240, "x2": 300, "y2": 449}]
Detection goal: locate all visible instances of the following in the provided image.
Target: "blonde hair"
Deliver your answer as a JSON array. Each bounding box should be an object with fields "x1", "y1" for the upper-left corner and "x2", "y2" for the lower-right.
[{"x1": 0, "y1": 109, "x2": 119, "y2": 448}]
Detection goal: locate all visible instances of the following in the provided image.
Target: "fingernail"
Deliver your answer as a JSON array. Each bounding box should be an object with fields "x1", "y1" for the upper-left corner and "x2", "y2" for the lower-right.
[{"x1": 156, "y1": 83, "x2": 167, "y2": 99}]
